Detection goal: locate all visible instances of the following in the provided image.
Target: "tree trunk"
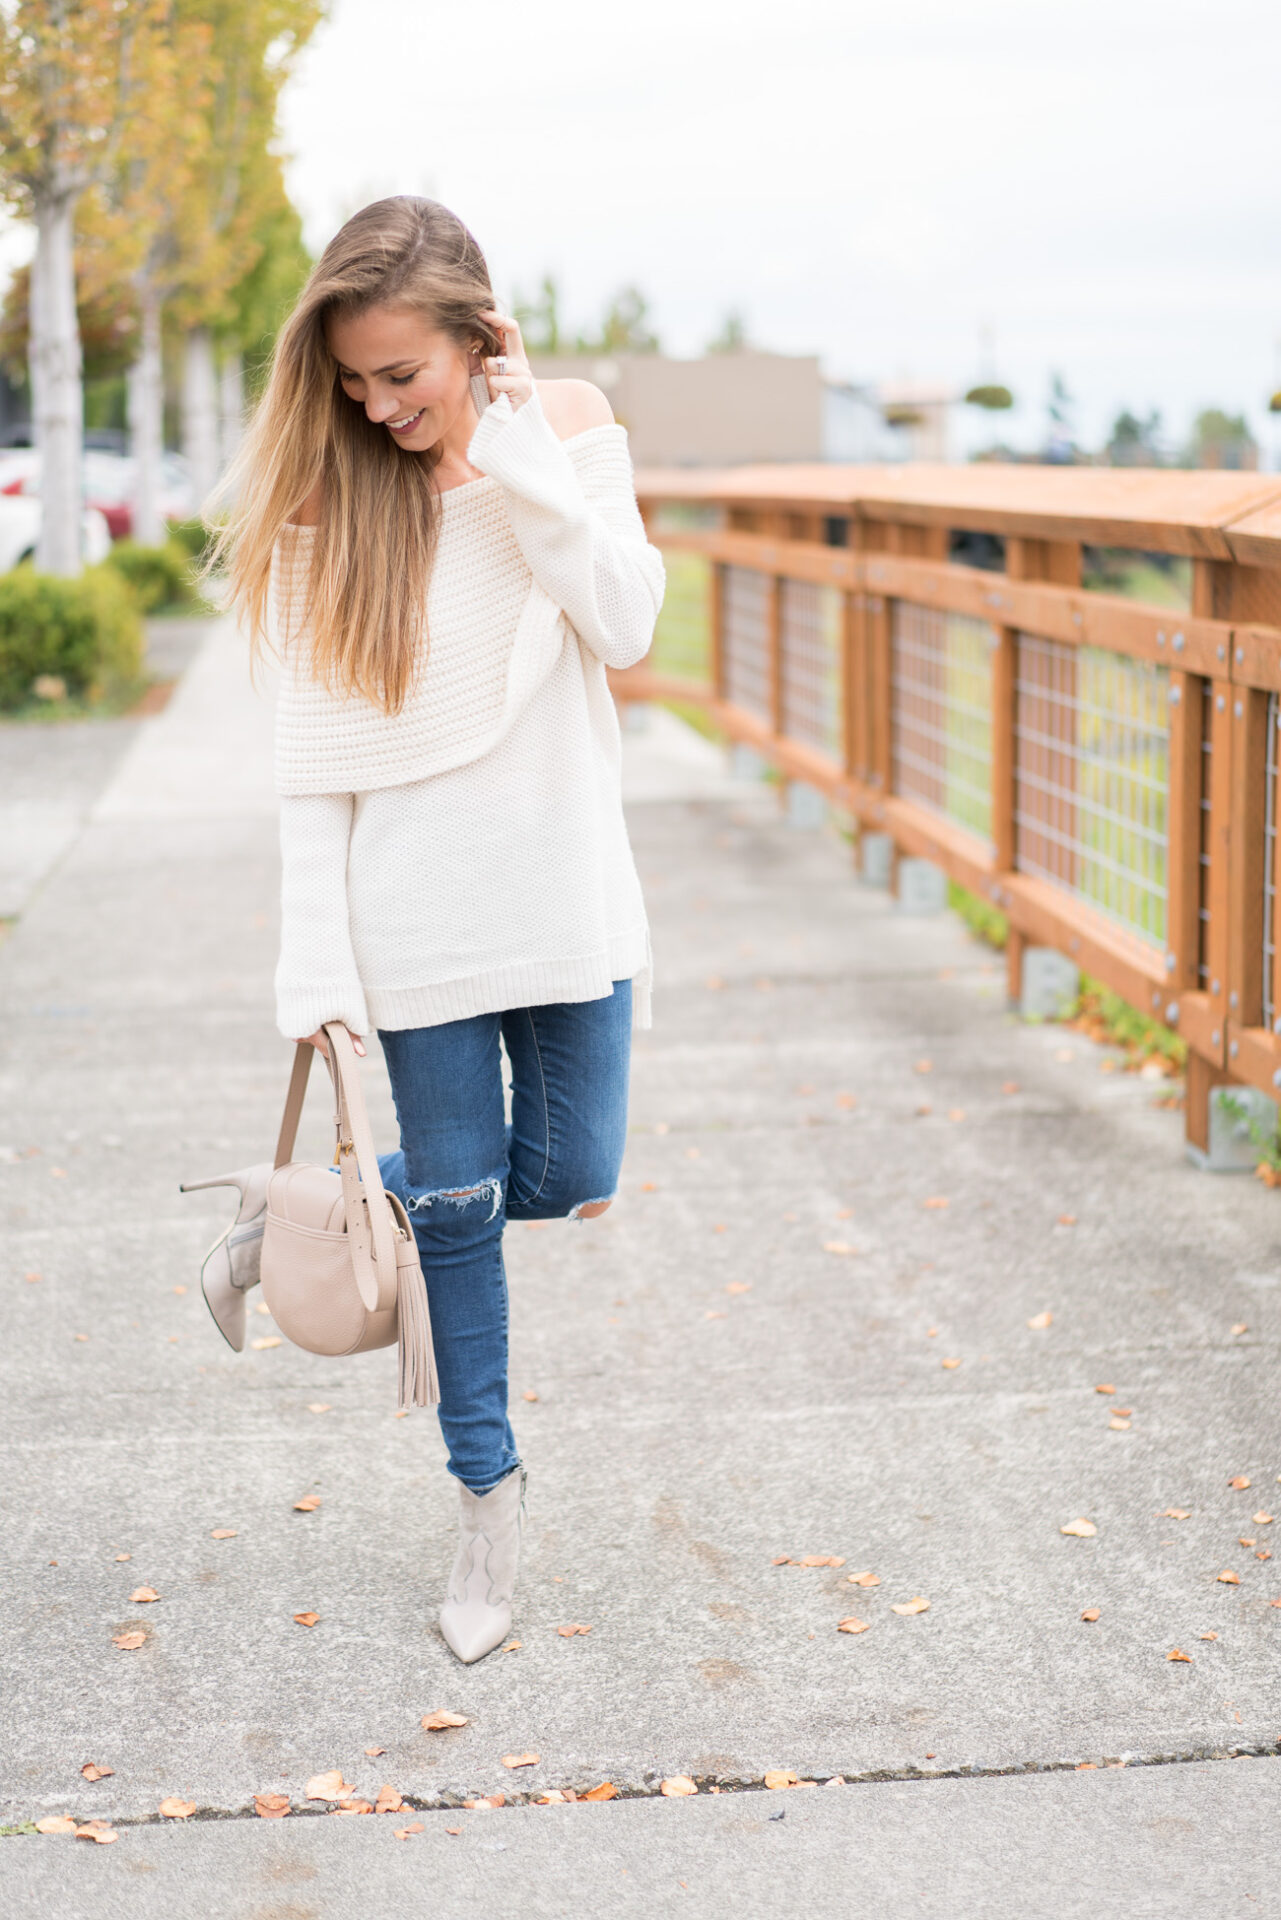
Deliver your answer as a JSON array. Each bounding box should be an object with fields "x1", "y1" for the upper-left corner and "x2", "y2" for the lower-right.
[
  {"x1": 182, "y1": 327, "x2": 219, "y2": 507},
  {"x1": 30, "y1": 187, "x2": 84, "y2": 576},
  {"x1": 127, "y1": 282, "x2": 165, "y2": 546},
  {"x1": 218, "y1": 350, "x2": 244, "y2": 474}
]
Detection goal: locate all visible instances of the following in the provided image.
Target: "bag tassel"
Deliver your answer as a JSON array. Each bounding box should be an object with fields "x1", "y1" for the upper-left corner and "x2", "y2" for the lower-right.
[{"x1": 396, "y1": 1263, "x2": 439, "y2": 1410}]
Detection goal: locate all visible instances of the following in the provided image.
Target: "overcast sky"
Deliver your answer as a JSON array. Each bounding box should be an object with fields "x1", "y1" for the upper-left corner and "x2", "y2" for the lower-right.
[{"x1": 274, "y1": 0, "x2": 1281, "y2": 460}]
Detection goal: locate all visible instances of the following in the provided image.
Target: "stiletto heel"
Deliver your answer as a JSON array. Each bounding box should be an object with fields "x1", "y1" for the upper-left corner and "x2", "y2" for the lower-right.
[{"x1": 178, "y1": 1163, "x2": 273, "y2": 1353}]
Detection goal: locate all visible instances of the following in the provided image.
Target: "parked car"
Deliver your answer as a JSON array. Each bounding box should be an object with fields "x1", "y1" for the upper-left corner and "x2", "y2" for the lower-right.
[
  {"x1": 0, "y1": 493, "x2": 112, "y2": 571},
  {"x1": 0, "y1": 448, "x2": 196, "y2": 540}
]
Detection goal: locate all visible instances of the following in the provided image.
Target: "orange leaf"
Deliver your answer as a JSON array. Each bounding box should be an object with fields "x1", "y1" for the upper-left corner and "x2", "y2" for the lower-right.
[
  {"x1": 74, "y1": 1823, "x2": 117, "y2": 1844},
  {"x1": 923, "y1": 1196, "x2": 949, "y2": 1210},
  {"x1": 332, "y1": 1799, "x2": 373, "y2": 1815},
  {"x1": 726, "y1": 1281, "x2": 751, "y2": 1294},
  {"x1": 158, "y1": 1797, "x2": 196, "y2": 1819},
  {"x1": 364, "y1": 1747, "x2": 386, "y2": 1757},
  {"x1": 113, "y1": 1631, "x2": 147, "y2": 1650},
  {"x1": 583, "y1": 1782, "x2": 617, "y2": 1800},
  {"x1": 941, "y1": 1357, "x2": 961, "y2": 1370},
  {"x1": 522, "y1": 1389, "x2": 539, "y2": 1401},
  {"x1": 1060, "y1": 1518, "x2": 1097, "y2": 1538},
  {"x1": 1228, "y1": 1477, "x2": 1252, "y2": 1490},
  {"x1": 374, "y1": 1784, "x2": 405, "y2": 1815},
  {"x1": 210, "y1": 1529, "x2": 237, "y2": 1539},
  {"x1": 799, "y1": 1555, "x2": 845, "y2": 1568},
  {"x1": 1109, "y1": 1418, "x2": 1132, "y2": 1431},
  {"x1": 1080, "y1": 1609, "x2": 1100, "y2": 1622},
  {"x1": 1057, "y1": 1214, "x2": 1076, "y2": 1227},
  {"x1": 1001, "y1": 1081, "x2": 1019, "y2": 1094},
  {"x1": 250, "y1": 1336, "x2": 281, "y2": 1350},
  {"x1": 305, "y1": 1770, "x2": 355, "y2": 1802},
  {"x1": 1231, "y1": 1323, "x2": 1248, "y2": 1336},
  {"x1": 394, "y1": 1822, "x2": 425, "y2": 1839},
  {"x1": 35, "y1": 1816, "x2": 77, "y2": 1834},
  {"x1": 914, "y1": 1059, "x2": 933, "y2": 1074},
  {"x1": 307, "y1": 1402, "x2": 331, "y2": 1413},
  {"x1": 556, "y1": 1622, "x2": 592, "y2": 1636},
  {"x1": 891, "y1": 1596, "x2": 930, "y2": 1615},
  {"x1": 848, "y1": 1571, "x2": 880, "y2": 1587},
  {"x1": 293, "y1": 1496, "x2": 322, "y2": 1513},
  {"x1": 1253, "y1": 1512, "x2": 1274, "y2": 1525},
  {"x1": 501, "y1": 1640, "x2": 521, "y2": 1653},
  {"x1": 293, "y1": 1612, "x2": 320, "y2": 1627},
  {"x1": 1026, "y1": 1311, "x2": 1053, "y2": 1331},
  {"x1": 80, "y1": 1762, "x2": 113, "y2": 1782},
  {"x1": 764, "y1": 1769, "x2": 799, "y2": 1789},
  {"x1": 421, "y1": 1710, "x2": 468, "y2": 1730},
  {"x1": 1161, "y1": 1509, "x2": 1191, "y2": 1520},
  {"x1": 129, "y1": 1587, "x2": 160, "y2": 1603},
  {"x1": 1199, "y1": 1631, "x2": 1219, "y2": 1642},
  {"x1": 1166, "y1": 1649, "x2": 1192, "y2": 1663},
  {"x1": 500, "y1": 1752, "x2": 540, "y2": 1769},
  {"x1": 462, "y1": 1794, "x2": 505, "y2": 1810},
  {"x1": 837, "y1": 1616, "x2": 870, "y2": 1634},
  {"x1": 254, "y1": 1794, "x2": 290, "y2": 1819},
  {"x1": 660, "y1": 1776, "x2": 697, "y2": 1796},
  {"x1": 822, "y1": 1241, "x2": 858, "y2": 1255},
  {"x1": 1094, "y1": 1384, "x2": 1115, "y2": 1395},
  {"x1": 1216, "y1": 1570, "x2": 1241, "y2": 1585}
]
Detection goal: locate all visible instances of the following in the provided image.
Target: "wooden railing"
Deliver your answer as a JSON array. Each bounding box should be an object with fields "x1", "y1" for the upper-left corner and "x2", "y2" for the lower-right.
[{"x1": 609, "y1": 463, "x2": 1281, "y2": 1155}]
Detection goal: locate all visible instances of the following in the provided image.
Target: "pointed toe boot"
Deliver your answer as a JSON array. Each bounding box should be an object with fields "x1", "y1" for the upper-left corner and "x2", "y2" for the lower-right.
[{"x1": 439, "y1": 1465, "x2": 527, "y2": 1665}]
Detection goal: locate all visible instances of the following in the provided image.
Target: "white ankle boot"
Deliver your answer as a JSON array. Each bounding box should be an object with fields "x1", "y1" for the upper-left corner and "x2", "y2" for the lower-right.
[{"x1": 439, "y1": 1465, "x2": 527, "y2": 1664}]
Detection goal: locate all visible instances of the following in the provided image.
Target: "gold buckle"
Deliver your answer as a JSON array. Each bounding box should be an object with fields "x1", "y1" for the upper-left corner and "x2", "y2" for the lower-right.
[{"x1": 337, "y1": 1139, "x2": 355, "y2": 1156}]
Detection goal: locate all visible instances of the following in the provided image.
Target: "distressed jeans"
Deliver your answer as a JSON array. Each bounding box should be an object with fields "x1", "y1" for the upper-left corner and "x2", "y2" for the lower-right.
[{"x1": 376, "y1": 980, "x2": 632, "y2": 1495}]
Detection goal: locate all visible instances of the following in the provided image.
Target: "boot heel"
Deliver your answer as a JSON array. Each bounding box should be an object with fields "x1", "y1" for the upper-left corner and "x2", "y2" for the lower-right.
[{"x1": 179, "y1": 1167, "x2": 257, "y2": 1197}]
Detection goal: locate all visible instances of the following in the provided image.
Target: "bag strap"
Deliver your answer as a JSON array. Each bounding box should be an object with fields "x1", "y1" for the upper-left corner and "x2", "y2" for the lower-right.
[{"x1": 272, "y1": 1029, "x2": 398, "y2": 1317}]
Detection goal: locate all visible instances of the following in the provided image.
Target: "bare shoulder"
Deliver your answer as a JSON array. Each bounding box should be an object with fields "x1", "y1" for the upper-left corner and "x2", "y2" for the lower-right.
[{"x1": 536, "y1": 378, "x2": 615, "y2": 439}]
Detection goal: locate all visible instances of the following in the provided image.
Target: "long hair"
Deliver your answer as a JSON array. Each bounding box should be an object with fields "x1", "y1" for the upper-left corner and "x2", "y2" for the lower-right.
[{"x1": 209, "y1": 197, "x2": 503, "y2": 714}]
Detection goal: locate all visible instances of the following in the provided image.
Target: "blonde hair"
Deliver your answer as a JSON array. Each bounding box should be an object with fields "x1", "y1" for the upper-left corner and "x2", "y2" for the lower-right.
[{"x1": 210, "y1": 197, "x2": 503, "y2": 714}]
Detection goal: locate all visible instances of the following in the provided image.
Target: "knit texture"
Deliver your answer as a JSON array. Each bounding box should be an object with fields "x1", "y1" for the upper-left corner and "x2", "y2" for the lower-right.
[{"x1": 272, "y1": 388, "x2": 663, "y2": 1040}]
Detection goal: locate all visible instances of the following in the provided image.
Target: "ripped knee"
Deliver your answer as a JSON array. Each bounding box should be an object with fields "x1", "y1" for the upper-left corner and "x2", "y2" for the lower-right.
[
  {"x1": 569, "y1": 1195, "x2": 614, "y2": 1221},
  {"x1": 403, "y1": 1176, "x2": 504, "y2": 1223}
]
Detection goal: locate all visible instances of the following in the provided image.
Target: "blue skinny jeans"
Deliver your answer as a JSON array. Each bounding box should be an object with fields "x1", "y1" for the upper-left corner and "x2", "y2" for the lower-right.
[{"x1": 376, "y1": 980, "x2": 632, "y2": 1495}]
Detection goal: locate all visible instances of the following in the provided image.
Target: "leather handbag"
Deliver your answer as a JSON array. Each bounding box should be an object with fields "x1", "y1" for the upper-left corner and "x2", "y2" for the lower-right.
[{"x1": 260, "y1": 1022, "x2": 438, "y2": 1409}]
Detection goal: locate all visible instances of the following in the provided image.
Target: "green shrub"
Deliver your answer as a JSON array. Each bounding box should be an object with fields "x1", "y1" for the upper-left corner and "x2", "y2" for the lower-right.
[
  {"x1": 0, "y1": 564, "x2": 143, "y2": 711},
  {"x1": 167, "y1": 516, "x2": 214, "y2": 564},
  {"x1": 102, "y1": 537, "x2": 193, "y2": 612}
]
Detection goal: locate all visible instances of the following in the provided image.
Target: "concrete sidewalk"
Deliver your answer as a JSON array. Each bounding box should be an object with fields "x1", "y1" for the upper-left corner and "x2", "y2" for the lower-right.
[{"x1": 1, "y1": 619, "x2": 1279, "y2": 1911}]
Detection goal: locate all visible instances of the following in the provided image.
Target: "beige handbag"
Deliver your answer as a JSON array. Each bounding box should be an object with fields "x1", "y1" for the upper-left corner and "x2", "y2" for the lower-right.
[{"x1": 261, "y1": 1022, "x2": 438, "y2": 1409}]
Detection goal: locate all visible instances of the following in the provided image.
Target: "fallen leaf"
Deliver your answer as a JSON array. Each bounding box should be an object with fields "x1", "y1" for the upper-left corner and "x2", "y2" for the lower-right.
[
  {"x1": 556, "y1": 1623, "x2": 593, "y2": 1636},
  {"x1": 421, "y1": 1710, "x2": 468, "y2": 1730},
  {"x1": 926, "y1": 1327, "x2": 939, "y2": 1337},
  {"x1": 1053, "y1": 1048, "x2": 1074, "y2": 1063},
  {"x1": 293, "y1": 1612, "x2": 320, "y2": 1627},
  {"x1": 25, "y1": 1271, "x2": 43, "y2": 1284},
  {"x1": 1228, "y1": 1477, "x2": 1252, "y2": 1490},
  {"x1": 364, "y1": 1747, "x2": 386, "y2": 1757},
  {"x1": 661, "y1": 1776, "x2": 697, "y2": 1797},
  {"x1": 837, "y1": 1616, "x2": 871, "y2": 1634},
  {"x1": 538, "y1": 1789, "x2": 569, "y2": 1804},
  {"x1": 522, "y1": 1389, "x2": 539, "y2": 1401},
  {"x1": 583, "y1": 1782, "x2": 617, "y2": 1800},
  {"x1": 799, "y1": 1555, "x2": 845, "y2": 1568},
  {"x1": 640, "y1": 1181, "x2": 658, "y2": 1192},
  {"x1": 210, "y1": 1529, "x2": 237, "y2": 1540},
  {"x1": 80, "y1": 1763, "x2": 113, "y2": 1782},
  {"x1": 1057, "y1": 1214, "x2": 1077, "y2": 1227},
  {"x1": 394, "y1": 1822, "x2": 425, "y2": 1839},
  {"x1": 941, "y1": 1357, "x2": 962, "y2": 1370},
  {"x1": 128, "y1": 1587, "x2": 160, "y2": 1603},
  {"x1": 254, "y1": 1793, "x2": 290, "y2": 1819},
  {"x1": 1216, "y1": 1570, "x2": 1240, "y2": 1585},
  {"x1": 836, "y1": 1094, "x2": 856, "y2": 1109},
  {"x1": 501, "y1": 1640, "x2": 521, "y2": 1653},
  {"x1": 306, "y1": 1770, "x2": 355, "y2": 1802},
  {"x1": 948, "y1": 1108, "x2": 966, "y2": 1122},
  {"x1": 1161, "y1": 1509, "x2": 1191, "y2": 1520},
  {"x1": 462, "y1": 1795, "x2": 505, "y2": 1810},
  {"x1": 822, "y1": 1241, "x2": 858, "y2": 1255},
  {"x1": 254, "y1": 1302, "x2": 270, "y2": 1316},
  {"x1": 374, "y1": 1784, "x2": 405, "y2": 1815},
  {"x1": 1257, "y1": 1550, "x2": 1273, "y2": 1561},
  {"x1": 1095, "y1": 1384, "x2": 1115, "y2": 1395},
  {"x1": 112, "y1": 1630, "x2": 147, "y2": 1650},
  {"x1": 445, "y1": 1825, "x2": 462, "y2": 1834},
  {"x1": 332, "y1": 1799, "x2": 373, "y2": 1815},
  {"x1": 159, "y1": 1797, "x2": 196, "y2": 1819},
  {"x1": 1060, "y1": 1519, "x2": 1097, "y2": 1538},
  {"x1": 1199, "y1": 1631, "x2": 1219, "y2": 1642},
  {"x1": 916, "y1": 1103, "x2": 933, "y2": 1116},
  {"x1": 914, "y1": 1059, "x2": 933, "y2": 1074},
  {"x1": 891, "y1": 1596, "x2": 930, "y2": 1615},
  {"x1": 73, "y1": 1333, "x2": 89, "y2": 1343},
  {"x1": 1080, "y1": 1608, "x2": 1100, "y2": 1622},
  {"x1": 726, "y1": 1281, "x2": 751, "y2": 1294},
  {"x1": 115, "y1": 1552, "x2": 131, "y2": 1562},
  {"x1": 1110, "y1": 1418, "x2": 1132, "y2": 1432},
  {"x1": 500, "y1": 1752, "x2": 540, "y2": 1769},
  {"x1": 1166, "y1": 1649, "x2": 1192, "y2": 1663},
  {"x1": 1113, "y1": 1409, "x2": 1132, "y2": 1418},
  {"x1": 923, "y1": 1196, "x2": 949, "y2": 1210},
  {"x1": 764, "y1": 1769, "x2": 799, "y2": 1789},
  {"x1": 74, "y1": 1823, "x2": 117, "y2": 1844},
  {"x1": 251, "y1": 1336, "x2": 281, "y2": 1350},
  {"x1": 1001, "y1": 1081, "x2": 1020, "y2": 1094},
  {"x1": 1027, "y1": 1311, "x2": 1053, "y2": 1331},
  {"x1": 307, "y1": 1402, "x2": 331, "y2": 1414},
  {"x1": 173, "y1": 1284, "x2": 188, "y2": 1295},
  {"x1": 1254, "y1": 1512, "x2": 1274, "y2": 1526},
  {"x1": 848, "y1": 1571, "x2": 880, "y2": 1587},
  {"x1": 1239, "y1": 1537, "x2": 1257, "y2": 1549},
  {"x1": 706, "y1": 975, "x2": 724, "y2": 990},
  {"x1": 293, "y1": 1496, "x2": 322, "y2": 1513},
  {"x1": 35, "y1": 1816, "x2": 77, "y2": 1834}
]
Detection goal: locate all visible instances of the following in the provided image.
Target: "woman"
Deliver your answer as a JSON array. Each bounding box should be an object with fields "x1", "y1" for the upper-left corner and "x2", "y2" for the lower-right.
[{"x1": 194, "y1": 197, "x2": 662, "y2": 1664}]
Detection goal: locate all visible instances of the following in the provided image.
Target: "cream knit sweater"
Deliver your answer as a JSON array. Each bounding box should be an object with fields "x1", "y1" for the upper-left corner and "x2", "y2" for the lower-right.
[{"x1": 270, "y1": 388, "x2": 663, "y2": 1040}]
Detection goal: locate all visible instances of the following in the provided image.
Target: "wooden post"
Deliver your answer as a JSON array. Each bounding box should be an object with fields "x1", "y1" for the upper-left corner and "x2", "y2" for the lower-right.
[
  {"x1": 767, "y1": 573, "x2": 783, "y2": 806},
  {"x1": 1228, "y1": 684, "x2": 1269, "y2": 1032},
  {"x1": 708, "y1": 560, "x2": 725, "y2": 701}
]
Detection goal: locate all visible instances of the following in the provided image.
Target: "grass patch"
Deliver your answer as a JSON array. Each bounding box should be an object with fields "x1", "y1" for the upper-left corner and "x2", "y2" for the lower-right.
[
  {"x1": 1063, "y1": 978, "x2": 1184, "y2": 1074},
  {"x1": 948, "y1": 880, "x2": 1008, "y2": 948}
]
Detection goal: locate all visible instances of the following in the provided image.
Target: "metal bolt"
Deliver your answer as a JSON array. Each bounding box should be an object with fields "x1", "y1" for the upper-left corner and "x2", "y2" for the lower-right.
[
  {"x1": 1236, "y1": 647, "x2": 1245, "y2": 665},
  {"x1": 1165, "y1": 953, "x2": 1176, "y2": 972},
  {"x1": 1157, "y1": 630, "x2": 1166, "y2": 646},
  {"x1": 1274, "y1": 1068, "x2": 1281, "y2": 1089},
  {"x1": 1169, "y1": 686, "x2": 1181, "y2": 706},
  {"x1": 1235, "y1": 700, "x2": 1244, "y2": 718},
  {"x1": 1217, "y1": 695, "x2": 1226, "y2": 711},
  {"x1": 1230, "y1": 1039, "x2": 1239, "y2": 1058},
  {"x1": 1212, "y1": 978, "x2": 1221, "y2": 995},
  {"x1": 1152, "y1": 989, "x2": 1161, "y2": 1007},
  {"x1": 1229, "y1": 989, "x2": 1238, "y2": 1009},
  {"x1": 1217, "y1": 643, "x2": 1226, "y2": 660},
  {"x1": 1072, "y1": 611, "x2": 1083, "y2": 626},
  {"x1": 1212, "y1": 1029, "x2": 1221, "y2": 1046},
  {"x1": 1165, "y1": 1002, "x2": 1180, "y2": 1025},
  {"x1": 1173, "y1": 632, "x2": 1185, "y2": 651},
  {"x1": 1070, "y1": 937, "x2": 1080, "y2": 953},
  {"x1": 1274, "y1": 1016, "x2": 1281, "y2": 1035}
]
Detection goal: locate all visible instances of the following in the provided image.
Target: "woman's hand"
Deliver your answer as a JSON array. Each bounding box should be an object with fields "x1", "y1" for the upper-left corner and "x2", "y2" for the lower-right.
[
  {"x1": 302, "y1": 1025, "x2": 366, "y2": 1060},
  {"x1": 479, "y1": 309, "x2": 534, "y2": 411}
]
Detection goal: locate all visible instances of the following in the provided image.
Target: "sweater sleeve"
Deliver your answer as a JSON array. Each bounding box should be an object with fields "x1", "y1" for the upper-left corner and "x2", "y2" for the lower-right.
[
  {"x1": 467, "y1": 389, "x2": 664, "y2": 670},
  {"x1": 275, "y1": 791, "x2": 371, "y2": 1039}
]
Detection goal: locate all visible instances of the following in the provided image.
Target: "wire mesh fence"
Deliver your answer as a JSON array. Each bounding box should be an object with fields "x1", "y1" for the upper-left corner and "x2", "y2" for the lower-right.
[
  {"x1": 1199, "y1": 678, "x2": 1213, "y2": 989},
  {"x1": 722, "y1": 566, "x2": 772, "y2": 722},
  {"x1": 780, "y1": 579, "x2": 843, "y2": 760},
  {"x1": 1015, "y1": 636, "x2": 1169, "y2": 946},
  {"x1": 890, "y1": 603, "x2": 994, "y2": 843}
]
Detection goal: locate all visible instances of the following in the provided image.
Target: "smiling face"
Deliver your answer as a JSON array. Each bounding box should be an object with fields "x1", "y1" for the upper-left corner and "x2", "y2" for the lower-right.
[{"x1": 326, "y1": 304, "x2": 477, "y2": 453}]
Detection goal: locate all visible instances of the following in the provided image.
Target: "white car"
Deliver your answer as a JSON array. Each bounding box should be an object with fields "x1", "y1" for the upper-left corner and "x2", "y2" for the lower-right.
[
  {"x1": 0, "y1": 492, "x2": 113, "y2": 572},
  {"x1": 0, "y1": 447, "x2": 197, "y2": 538}
]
